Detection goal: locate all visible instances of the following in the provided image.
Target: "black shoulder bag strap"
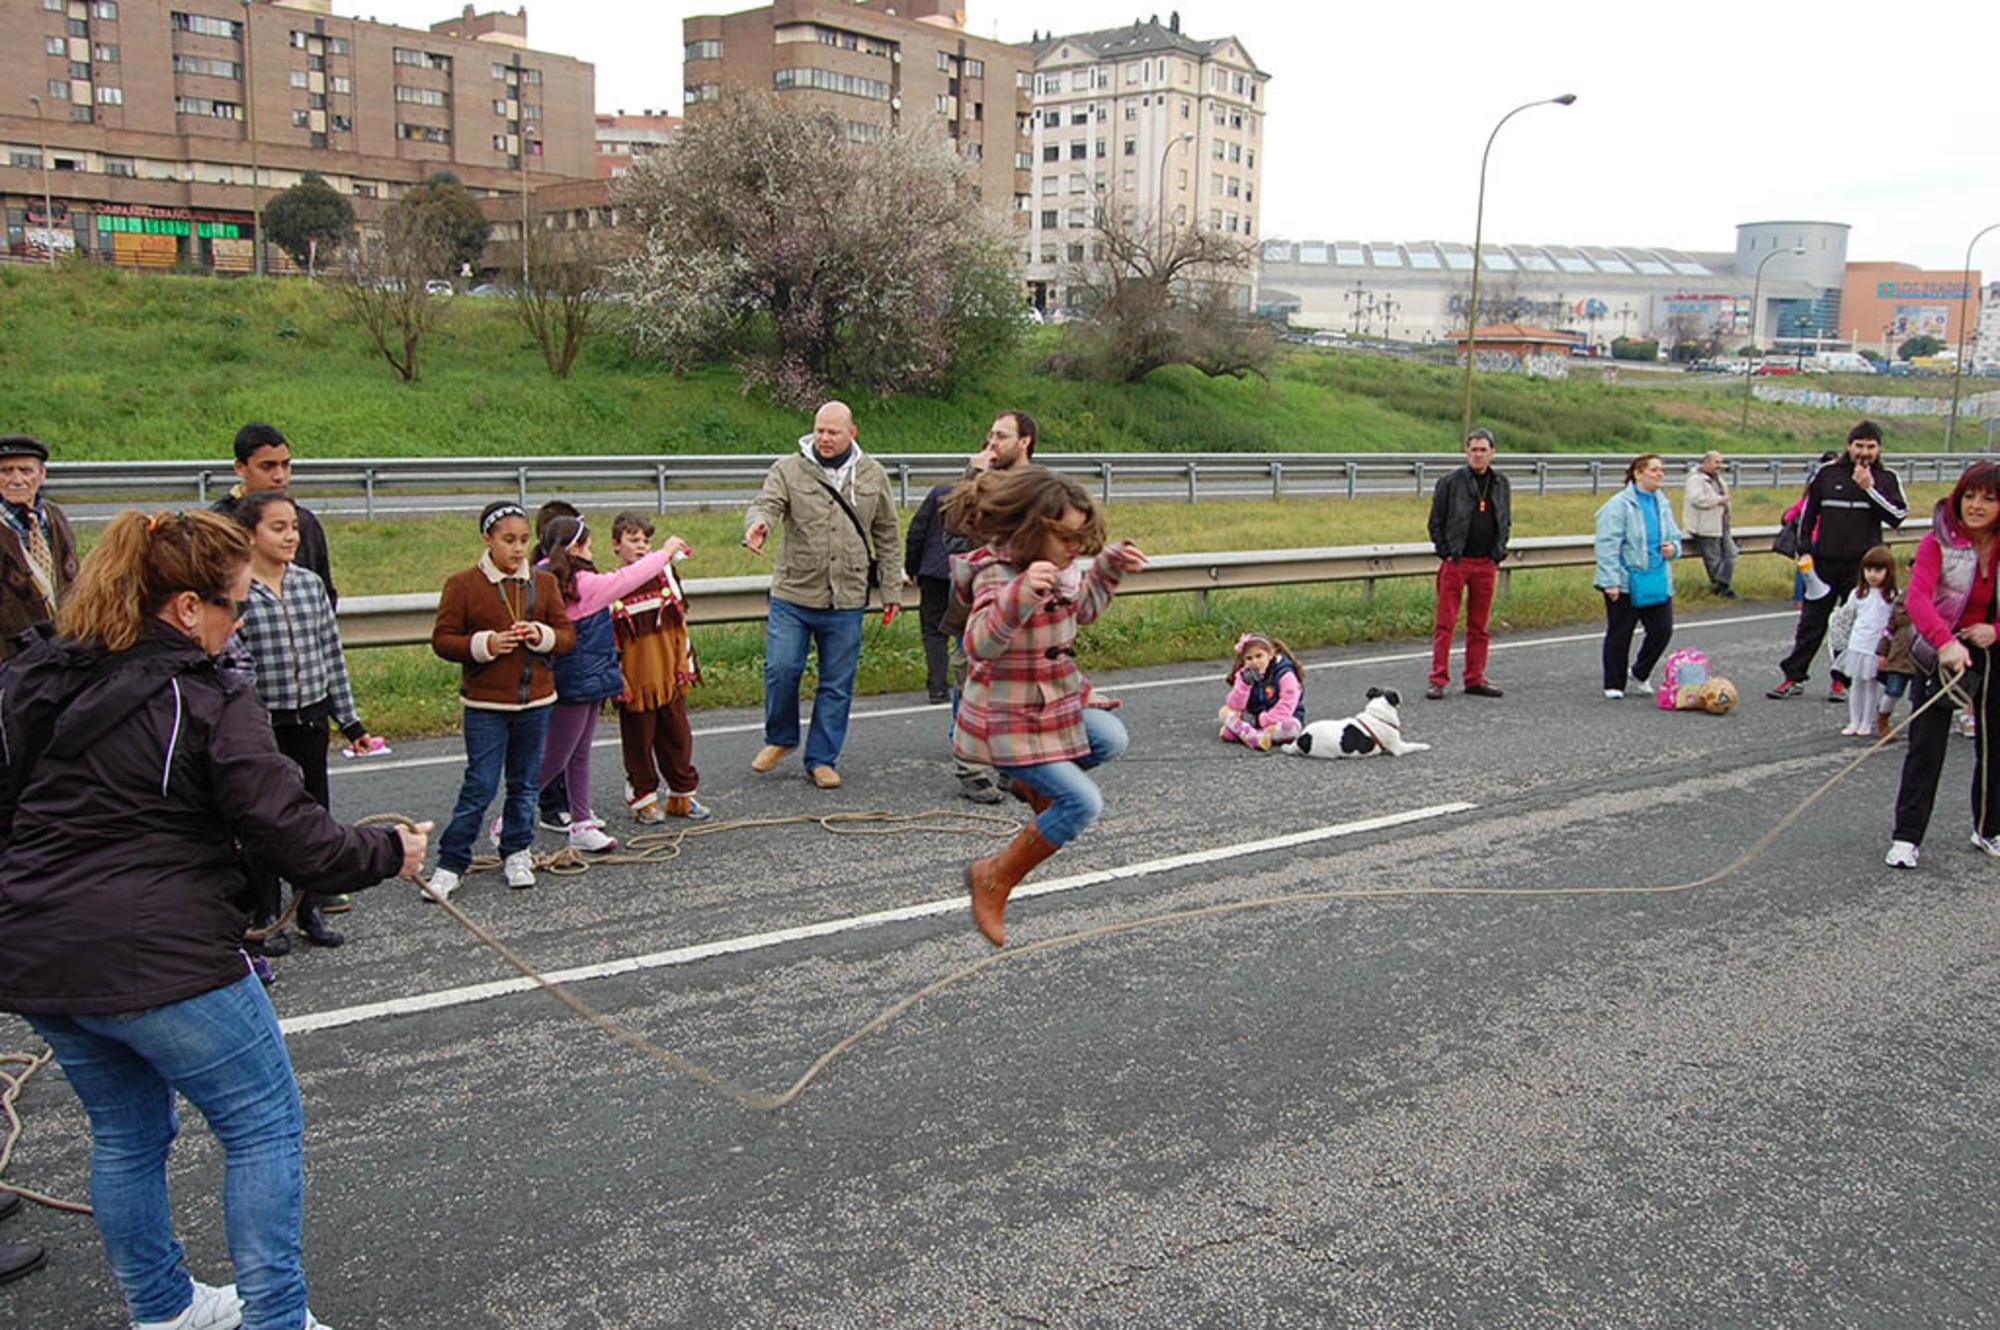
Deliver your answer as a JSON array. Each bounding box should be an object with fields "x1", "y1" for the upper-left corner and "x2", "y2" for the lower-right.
[{"x1": 815, "y1": 476, "x2": 881, "y2": 605}]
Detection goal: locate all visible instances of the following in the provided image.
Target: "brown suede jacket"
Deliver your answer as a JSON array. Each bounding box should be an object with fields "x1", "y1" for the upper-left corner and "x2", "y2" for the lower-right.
[{"x1": 431, "y1": 554, "x2": 575, "y2": 710}]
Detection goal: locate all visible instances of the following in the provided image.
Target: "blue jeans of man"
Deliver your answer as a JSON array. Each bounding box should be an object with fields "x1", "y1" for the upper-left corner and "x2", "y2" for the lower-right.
[
  {"x1": 996, "y1": 707, "x2": 1130, "y2": 846},
  {"x1": 439, "y1": 704, "x2": 554, "y2": 872},
  {"x1": 25, "y1": 971, "x2": 308, "y2": 1330},
  {"x1": 763, "y1": 597, "x2": 865, "y2": 771}
]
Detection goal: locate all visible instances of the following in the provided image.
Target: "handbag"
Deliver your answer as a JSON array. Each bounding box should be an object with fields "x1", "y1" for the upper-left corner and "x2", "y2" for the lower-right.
[
  {"x1": 1772, "y1": 514, "x2": 1802, "y2": 559},
  {"x1": 817, "y1": 479, "x2": 881, "y2": 605}
]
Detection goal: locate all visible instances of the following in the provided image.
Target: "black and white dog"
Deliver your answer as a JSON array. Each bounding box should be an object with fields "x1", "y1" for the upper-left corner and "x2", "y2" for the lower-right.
[{"x1": 1282, "y1": 688, "x2": 1431, "y2": 759}]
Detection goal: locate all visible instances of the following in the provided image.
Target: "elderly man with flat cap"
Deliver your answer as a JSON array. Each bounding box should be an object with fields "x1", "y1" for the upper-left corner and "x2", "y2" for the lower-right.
[{"x1": 0, "y1": 434, "x2": 78, "y2": 662}]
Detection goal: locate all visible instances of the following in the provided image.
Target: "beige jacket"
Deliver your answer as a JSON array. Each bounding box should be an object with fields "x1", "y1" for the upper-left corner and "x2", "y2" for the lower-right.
[
  {"x1": 1681, "y1": 467, "x2": 1730, "y2": 538},
  {"x1": 744, "y1": 438, "x2": 904, "y2": 612}
]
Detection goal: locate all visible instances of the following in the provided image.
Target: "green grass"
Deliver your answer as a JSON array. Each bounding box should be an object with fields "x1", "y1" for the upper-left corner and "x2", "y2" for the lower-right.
[{"x1": 0, "y1": 262, "x2": 1958, "y2": 461}]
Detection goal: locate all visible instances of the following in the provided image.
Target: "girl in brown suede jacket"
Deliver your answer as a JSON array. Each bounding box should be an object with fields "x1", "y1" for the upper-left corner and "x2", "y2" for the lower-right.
[{"x1": 426, "y1": 502, "x2": 574, "y2": 901}]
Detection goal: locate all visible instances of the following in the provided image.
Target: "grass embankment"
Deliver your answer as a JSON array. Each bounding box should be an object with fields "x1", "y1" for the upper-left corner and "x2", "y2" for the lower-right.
[
  {"x1": 68, "y1": 486, "x2": 1940, "y2": 738},
  {"x1": 0, "y1": 262, "x2": 1955, "y2": 460}
]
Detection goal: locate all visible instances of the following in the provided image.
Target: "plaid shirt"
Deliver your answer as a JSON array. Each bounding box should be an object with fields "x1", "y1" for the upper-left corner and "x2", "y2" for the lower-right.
[
  {"x1": 229, "y1": 565, "x2": 363, "y2": 738},
  {"x1": 951, "y1": 546, "x2": 1124, "y2": 769}
]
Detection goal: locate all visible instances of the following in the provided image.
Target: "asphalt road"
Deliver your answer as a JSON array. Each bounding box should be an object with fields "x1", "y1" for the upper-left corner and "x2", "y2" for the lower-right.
[{"x1": 4, "y1": 602, "x2": 1996, "y2": 1329}]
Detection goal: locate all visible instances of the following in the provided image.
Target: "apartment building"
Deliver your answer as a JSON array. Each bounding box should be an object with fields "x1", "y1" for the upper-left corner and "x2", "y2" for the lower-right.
[
  {"x1": 0, "y1": 0, "x2": 593, "y2": 271},
  {"x1": 595, "y1": 109, "x2": 683, "y2": 180},
  {"x1": 1025, "y1": 14, "x2": 1268, "y2": 311},
  {"x1": 681, "y1": 0, "x2": 1032, "y2": 219}
]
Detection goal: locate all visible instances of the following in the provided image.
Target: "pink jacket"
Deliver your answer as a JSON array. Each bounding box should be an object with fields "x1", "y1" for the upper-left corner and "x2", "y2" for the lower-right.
[
  {"x1": 1223, "y1": 669, "x2": 1302, "y2": 727},
  {"x1": 568, "y1": 546, "x2": 677, "y2": 619}
]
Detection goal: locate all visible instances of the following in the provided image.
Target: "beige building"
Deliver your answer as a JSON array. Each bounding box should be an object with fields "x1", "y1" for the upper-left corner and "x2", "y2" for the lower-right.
[
  {"x1": 0, "y1": 0, "x2": 592, "y2": 271},
  {"x1": 1025, "y1": 15, "x2": 1268, "y2": 311},
  {"x1": 681, "y1": 1, "x2": 1032, "y2": 222}
]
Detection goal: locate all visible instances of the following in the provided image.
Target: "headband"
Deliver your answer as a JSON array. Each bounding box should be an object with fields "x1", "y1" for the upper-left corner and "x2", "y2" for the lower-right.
[
  {"x1": 1234, "y1": 633, "x2": 1272, "y2": 654},
  {"x1": 480, "y1": 504, "x2": 528, "y2": 535},
  {"x1": 564, "y1": 516, "x2": 589, "y2": 551}
]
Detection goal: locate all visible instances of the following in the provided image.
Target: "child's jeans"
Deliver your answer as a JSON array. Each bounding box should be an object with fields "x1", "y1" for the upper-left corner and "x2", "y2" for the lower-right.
[
  {"x1": 1882, "y1": 671, "x2": 1911, "y2": 705},
  {"x1": 996, "y1": 708, "x2": 1129, "y2": 847},
  {"x1": 439, "y1": 705, "x2": 554, "y2": 872}
]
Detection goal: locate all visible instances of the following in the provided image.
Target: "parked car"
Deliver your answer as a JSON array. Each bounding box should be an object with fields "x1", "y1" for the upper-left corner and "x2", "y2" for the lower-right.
[
  {"x1": 424, "y1": 279, "x2": 454, "y2": 297},
  {"x1": 1751, "y1": 362, "x2": 1799, "y2": 376}
]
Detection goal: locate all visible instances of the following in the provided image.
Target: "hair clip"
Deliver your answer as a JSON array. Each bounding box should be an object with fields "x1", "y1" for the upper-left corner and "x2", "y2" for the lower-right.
[{"x1": 1234, "y1": 632, "x2": 1271, "y2": 653}]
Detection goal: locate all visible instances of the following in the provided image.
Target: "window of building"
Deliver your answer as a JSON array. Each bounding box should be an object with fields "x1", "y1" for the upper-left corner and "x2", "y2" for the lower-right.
[
  {"x1": 1211, "y1": 176, "x2": 1222, "y2": 196},
  {"x1": 290, "y1": 70, "x2": 309, "y2": 88},
  {"x1": 1068, "y1": 172, "x2": 1086, "y2": 193},
  {"x1": 966, "y1": 58, "x2": 983, "y2": 78},
  {"x1": 772, "y1": 68, "x2": 890, "y2": 101},
  {"x1": 91, "y1": 0, "x2": 117, "y2": 18},
  {"x1": 307, "y1": 54, "x2": 324, "y2": 71},
  {"x1": 66, "y1": 17, "x2": 85, "y2": 35},
  {"x1": 1246, "y1": 149, "x2": 1255, "y2": 168},
  {"x1": 1040, "y1": 177, "x2": 1057, "y2": 195},
  {"x1": 40, "y1": 0, "x2": 59, "y2": 10},
  {"x1": 95, "y1": 86, "x2": 121, "y2": 104},
  {"x1": 1042, "y1": 145, "x2": 1059, "y2": 162},
  {"x1": 1209, "y1": 208, "x2": 1221, "y2": 228},
  {"x1": 1212, "y1": 139, "x2": 1224, "y2": 160},
  {"x1": 1016, "y1": 70, "x2": 1031, "y2": 89},
  {"x1": 172, "y1": 54, "x2": 240, "y2": 78},
  {"x1": 1040, "y1": 72, "x2": 1063, "y2": 94},
  {"x1": 93, "y1": 43, "x2": 117, "y2": 62},
  {"x1": 426, "y1": 52, "x2": 452, "y2": 72},
  {"x1": 521, "y1": 67, "x2": 540, "y2": 85},
  {"x1": 308, "y1": 92, "x2": 324, "y2": 109},
  {"x1": 1227, "y1": 177, "x2": 1240, "y2": 197},
  {"x1": 1043, "y1": 109, "x2": 1059, "y2": 128},
  {"x1": 1015, "y1": 151, "x2": 1032, "y2": 169},
  {"x1": 1125, "y1": 64, "x2": 1140, "y2": 85},
  {"x1": 328, "y1": 37, "x2": 348, "y2": 55},
  {"x1": 9, "y1": 151, "x2": 38, "y2": 169},
  {"x1": 683, "y1": 83, "x2": 720, "y2": 103},
  {"x1": 352, "y1": 181, "x2": 377, "y2": 197},
  {"x1": 1070, "y1": 107, "x2": 1087, "y2": 125},
  {"x1": 936, "y1": 51, "x2": 953, "y2": 71},
  {"x1": 44, "y1": 36, "x2": 64, "y2": 55},
  {"x1": 394, "y1": 47, "x2": 424, "y2": 66},
  {"x1": 70, "y1": 61, "x2": 90, "y2": 79},
  {"x1": 292, "y1": 109, "x2": 309, "y2": 127},
  {"x1": 492, "y1": 61, "x2": 508, "y2": 80},
  {"x1": 493, "y1": 98, "x2": 508, "y2": 115},
  {"x1": 396, "y1": 86, "x2": 448, "y2": 107},
  {"x1": 1175, "y1": 168, "x2": 1187, "y2": 189},
  {"x1": 290, "y1": 30, "x2": 309, "y2": 49},
  {"x1": 1229, "y1": 143, "x2": 1241, "y2": 162},
  {"x1": 1067, "y1": 206, "x2": 1086, "y2": 228},
  {"x1": 69, "y1": 105, "x2": 91, "y2": 122},
  {"x1": 493, "y1": 133, "x2": 508, "y2": 151},
  {"x1": 46, "y1": 79, "x2": 69, "y2": 100},
  {"x1": 331, "y1": 75, "x2": 350, "y2": 94},
  {"x1": 173, "y1": 96, "x2": 242, "y2": 120},
  {"x1": 1067, "y1": 242, "x2": 1085, "y2": 262},
  {"x1": 1040, "y1": 209, "x2": 1057, "y2": 229},
  {"x1": 1094, "y1": 140, "x2": 1106, "y2": 158},
  {"x1": 1068, "y1": 142, "x2": 1086, "y2": 160},
  {"x1": 1180, "y1": 61, "x2": 1192, "y2": 83},
  {"x1": 397, "y1": 123, "x2": 451, "y2": 144},
  {"x1": 685, "y1": 39, "x2": 720, "y2": 61},
  {"x1": 1121, "y1": 169, "x2": 1134, "y2": 190},
  {"x1": 331, "y1": 114, "x2": 350, "y2": 132},
  {"x1": 1122, "y1": 137, "x2": 1135, "y2": 156},
  {"x1": 104, "y1": 156, "x2": 133, "y2": 176},
  {"x1": 1124, "y1": 103, "x2": 1136, "y2": 121}
]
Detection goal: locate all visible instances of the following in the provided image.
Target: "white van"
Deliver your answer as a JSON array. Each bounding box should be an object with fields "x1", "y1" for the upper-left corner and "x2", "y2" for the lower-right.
[{"x1": 1809, "y1": 351, "x2": 1876, "y2": 374}]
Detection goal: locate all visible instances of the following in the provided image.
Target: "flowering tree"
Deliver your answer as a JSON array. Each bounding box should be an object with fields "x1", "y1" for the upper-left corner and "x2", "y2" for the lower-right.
[{"x1": 612, "y1": 94, "x2": 1020, "y2": 403}]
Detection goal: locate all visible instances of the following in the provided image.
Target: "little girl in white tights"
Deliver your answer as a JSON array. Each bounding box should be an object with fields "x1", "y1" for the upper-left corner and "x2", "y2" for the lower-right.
[{"x1": 1841, "y1": 545, "x2": 1898, "y2": 737}]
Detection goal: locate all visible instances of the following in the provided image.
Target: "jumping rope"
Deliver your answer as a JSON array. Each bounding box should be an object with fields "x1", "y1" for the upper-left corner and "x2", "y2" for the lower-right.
[{"x1": 2, "y1": 666, "x2": 1985, "y2": 1214}]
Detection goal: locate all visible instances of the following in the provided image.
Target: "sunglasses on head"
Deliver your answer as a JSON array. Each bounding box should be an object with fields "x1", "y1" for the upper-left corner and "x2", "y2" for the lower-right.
[{"x1": 205, "y1": 593, "x2": 252, "y2": 619}]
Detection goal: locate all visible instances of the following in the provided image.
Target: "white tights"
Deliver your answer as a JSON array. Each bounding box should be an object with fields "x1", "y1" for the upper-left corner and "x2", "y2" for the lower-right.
[{"x1": 1848, "y1": 676, "x2": 1882, "y2": 732}]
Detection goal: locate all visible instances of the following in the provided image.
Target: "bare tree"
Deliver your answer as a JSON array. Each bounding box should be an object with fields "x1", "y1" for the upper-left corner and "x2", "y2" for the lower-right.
[
  {"x1": 511, "y1": 213, "x2": 623, "y2": 379},
  {"x1": 331, "y1": 201, "x2": 454, "y2": 382},
  {"x1": 1051, "y1": 208, "x2": 1272, "y2": 383}
]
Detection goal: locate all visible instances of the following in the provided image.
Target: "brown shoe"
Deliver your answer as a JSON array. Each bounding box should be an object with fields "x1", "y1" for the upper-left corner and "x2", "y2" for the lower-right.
[
  {"x1": 966, "y1": 824, "x2": 1059, "y2": 946},
  {"x1": 1877, "y1": 712, "x2": 1898, "y2": 742},
  {"x1": 1008, "y1": 779, "x2": 1053, "y2": 815},
  {"x1": 809, "y1": 764, "x2": 842, "y2": 789},
  {"x1": 750, "y1": 744, "x2": 795, "y2": 773}
]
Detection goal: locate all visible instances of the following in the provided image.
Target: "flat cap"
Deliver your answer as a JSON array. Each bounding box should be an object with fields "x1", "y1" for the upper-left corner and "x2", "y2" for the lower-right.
[{"x1": 0, "y1": 435, "x2": 49, "y2": 463}]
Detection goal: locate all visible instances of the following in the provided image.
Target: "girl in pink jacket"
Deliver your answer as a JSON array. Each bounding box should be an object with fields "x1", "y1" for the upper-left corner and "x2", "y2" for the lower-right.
[{"x1": 1219, "y1": 632, "x2": 1306, "y2": 750}]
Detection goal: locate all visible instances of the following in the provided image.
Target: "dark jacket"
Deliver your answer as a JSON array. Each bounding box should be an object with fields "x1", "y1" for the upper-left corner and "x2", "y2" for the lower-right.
[
  {"x1": 905, "y1": 482, "x2": 957, "y2": 582},
  {"x1": 212, "y1": 492, "x2": 337, "y2": 609},
  {"x1": 1798, "y1": 454, "x2": 1907, "y2": 565},
  {"x1": 1427, "y1": 465, "x2": 1511, "y2": 562},
  {"x1": 0, "y1": 624, "x2": 402, "y2": 1015},
  {"x1": 0, "y1": 500, "x2": 78, "y2": 661},
  {"x1": 552, "y1": 607, "x2": 622, "y2": 703}
]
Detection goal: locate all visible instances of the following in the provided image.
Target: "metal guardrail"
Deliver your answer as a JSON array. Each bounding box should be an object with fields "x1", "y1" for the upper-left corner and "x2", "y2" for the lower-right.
[
  {"x1": 335, "y1": 523, "x2": 1922, "y2": 649},
  {"x1": 45, "y1": 450, "x2": 1999, "y2": 517}
]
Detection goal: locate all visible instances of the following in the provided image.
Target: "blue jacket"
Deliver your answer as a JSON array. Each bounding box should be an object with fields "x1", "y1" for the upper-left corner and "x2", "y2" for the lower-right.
[
  {"x1": 552, "y1": 607, "x2": 623, "y2": 703},
  {"x1": 1594, "y1": 484, "x2": 1682, "y2": 594}
]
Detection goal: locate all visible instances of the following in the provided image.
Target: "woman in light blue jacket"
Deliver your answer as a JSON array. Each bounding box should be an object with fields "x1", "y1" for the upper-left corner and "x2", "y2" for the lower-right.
[{"x1": 1594, "y1": 453, "x2": 1682, "y2": 698}]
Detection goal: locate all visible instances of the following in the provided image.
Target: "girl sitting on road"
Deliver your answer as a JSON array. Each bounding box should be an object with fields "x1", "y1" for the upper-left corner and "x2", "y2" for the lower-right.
[
  {"x1": 427, "y1": 502, "x2": 574, "y2": 902},
  {"x1": 1218, "y1": 631, "x2": 1306, "y2": 751},
  {"x1": 944, "y1": 464, "x2": 1148, "y2": 947}
]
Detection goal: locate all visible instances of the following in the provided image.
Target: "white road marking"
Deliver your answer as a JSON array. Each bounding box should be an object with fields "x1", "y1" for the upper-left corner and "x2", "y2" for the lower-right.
[
  {"x1": 277, "y1": 800, "x2": 1477, "y2": 1036},
  {"x1": 330, "y1": 613, "x2": 1793, "y2": 778}
]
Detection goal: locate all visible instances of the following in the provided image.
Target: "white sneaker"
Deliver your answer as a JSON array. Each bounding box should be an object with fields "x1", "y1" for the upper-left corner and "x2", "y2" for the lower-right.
[
  {"x1": 1884, "y1": 840, "x2": 1920, "y2": 869},
  {"x1": 1971, "y1": 831, "x2": 2000, "y2": 859},
  {"x1": 424, "y1": 867, "x2": 461, "y2": 905},
  {"x1": 567, "y1": 821, "x2": 618, "y2": 854},
  {"x1": 303, "y1": 1314, "x2": 335, "y2": 1330},
  {"x1": 1603, "y1": 689, "x2": 1624, "y2": 700},
  {"x1": 132, "y1": 1280, "x2": 243, "y2": 1330},
  {"x1": 502, "y1": 850, "x2": 536, "y2": 889},
  {"x1": 1627, "y1": 677, "x2": 1655, "y2": 696}
]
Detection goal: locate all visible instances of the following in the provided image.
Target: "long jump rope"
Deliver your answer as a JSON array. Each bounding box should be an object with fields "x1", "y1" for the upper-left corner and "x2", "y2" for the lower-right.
[{"x1": 3, "y1": 663, "x2": 1988, "y2": 1215}]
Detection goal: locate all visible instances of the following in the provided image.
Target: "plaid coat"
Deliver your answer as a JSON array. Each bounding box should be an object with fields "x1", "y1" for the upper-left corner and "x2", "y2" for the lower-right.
[{"x1": 951, "y1": 545, "x2": 1125, "y2": 769}]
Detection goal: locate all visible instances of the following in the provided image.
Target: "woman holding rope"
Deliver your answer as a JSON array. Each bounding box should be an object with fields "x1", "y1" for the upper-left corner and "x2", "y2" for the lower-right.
[
  {"x1": 0, "y1": 510, "x2": 428, "y2": 1330},
  {"x1": 1885, "y1": 463, "x2": 2000, "y2": 869}
]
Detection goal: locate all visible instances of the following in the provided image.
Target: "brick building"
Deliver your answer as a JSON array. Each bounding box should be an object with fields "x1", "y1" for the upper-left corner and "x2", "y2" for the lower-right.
[
  {"x1": 0, "y1": 0, "x2": 593, "y2": 271},
  {"x1": 681, "y1": 1, "x2": 1032, "y2": 220},
  {"x1": 595, "y1": 109, "x2": 682, "y2": 180}
]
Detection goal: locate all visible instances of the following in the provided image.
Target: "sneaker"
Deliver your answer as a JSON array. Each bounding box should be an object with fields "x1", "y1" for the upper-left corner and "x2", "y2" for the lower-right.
[
  {"x1": 503, "y1": 850, "x2": 536, "y2": 889},
  {"x1": 538, "y1": 810, "x2": 574, "y2": 834},
  {"x1": 1956, "y1": 712, "x2": 1978, "y2": 739},
  {"x1": 425, "y1": 867, "x2": 462, "y2": 904},
  {"x1": 567, "y1": 821, "x2": 618, "y2": 854},
  {"x1": 1972, "y1": 831, "x2": 2000, "y2": 859},
  {"x1": 1839, "y1": 726, "x2": 1864, "y2": 737},
  {"x1": 302, "y1": 1314, "x2": 335, "y2": 1330},
  {"x1": 1603, "y1": 689, "x2": 1625, "y2": 700},
  {"x1": 248, "y1": 954, "x2": 276, "y2": 987},
  {"x1": 1884, "y1": 840, "x2": 1920, "y2": 870},
  {"x1": 132, "y1": 1280, "x2": 243, "y2": 1330},
  {"x1": 1463, "y1": 682, "x2": 1504, "y2": 698},
  {"x1": 1828, "y1": 679, "x2": 1847, "y2": 701},
  {"x1": 1766, "y1": 679, "x2": 1805, "y2": 700},
  {"x1": 1424, "y1": 683, "x2": 1447, "y2": 700},
  {"x1": 958, "y1": 773, "x2": 1005, "y2": 805},
  {"x1": 1627, "y1": 676, "x2": 1656, "y2": 696},
  {"x1": 666, "y1": 795, "x2": 712, "y2": 821},
  {"x1": 1255, "y1": 727, "x2": 1276, "y2": 751}
]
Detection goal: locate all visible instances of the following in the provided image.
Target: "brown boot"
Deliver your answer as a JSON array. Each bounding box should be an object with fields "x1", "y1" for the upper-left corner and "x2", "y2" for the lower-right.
[
  {"x1": 1009, "y1": 779, "x2": 1053, "y2": 815},
  {"x1": 966, "y1": 824, "x2": 1059, "y2": 947},
  {"x1": 1877, "y1": 711, "x2": 1898, "y2": 742}
]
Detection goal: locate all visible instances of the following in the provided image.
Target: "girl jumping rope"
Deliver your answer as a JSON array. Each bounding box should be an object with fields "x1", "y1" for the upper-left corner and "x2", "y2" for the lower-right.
[
  {"x1": 945, "y1": 465, "x2": 1148, "y2": 947},
  {"x1": 1219, "y1": 632, "x2": 1305, "y2": 750},
  {"x1": 1840, "y1": 544, "x2": 1898, "y2": 737}
]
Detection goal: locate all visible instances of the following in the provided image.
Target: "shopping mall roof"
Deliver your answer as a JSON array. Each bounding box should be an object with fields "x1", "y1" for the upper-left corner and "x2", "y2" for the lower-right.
[{"x1": 1261, "y1": 239, "x2": 1730, "y2": 279}]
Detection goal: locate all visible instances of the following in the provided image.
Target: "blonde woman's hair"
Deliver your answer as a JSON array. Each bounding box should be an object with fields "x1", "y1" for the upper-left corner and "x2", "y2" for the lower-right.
[
  {"x1": 58, "y1": 510, "x2": 250, "y2": 651},
  {"x1": 940, "y1": 464, "x2": 1105, "y2": 568}
]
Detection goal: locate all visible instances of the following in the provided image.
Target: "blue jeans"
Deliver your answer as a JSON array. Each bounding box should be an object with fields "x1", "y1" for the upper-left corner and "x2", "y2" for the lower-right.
[
  {"x1": 996, "y1": 708, "x2": 1130, "y2": 847},
  {"x1": 439, "y1": 704, "x2": 554, "y2": 872},
  {"x1": 763, "y1": 597, "x2": 865, "y2": 771},
  {"x1": 25, "y1": 972, "x2": 307, "y2": 1330}
]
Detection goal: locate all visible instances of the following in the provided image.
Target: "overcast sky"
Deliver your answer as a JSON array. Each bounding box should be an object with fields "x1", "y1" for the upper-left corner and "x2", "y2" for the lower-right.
[{"x1": 350, "y1": 0, "x2": 2000, "y2": 272}]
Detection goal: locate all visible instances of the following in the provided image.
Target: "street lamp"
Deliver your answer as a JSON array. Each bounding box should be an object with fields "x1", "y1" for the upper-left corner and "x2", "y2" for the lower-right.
[
  {"x1": 1944, "y1": 221, "x2": 1999, "y2": 452},
  {"x1": 241, "y1": 0, "x2": 263, "y2": 276},
  {"x1": 1156, "y1": 130, "x2": 1192, "y2": 246},
  {"x1": 1739, "y1": 244, "x2": 1805, "y2": 431},
  {"x1": 1459, "y1": 93, "x2": 1575, "y2": 439},
  {"x1": 25, "y1": 95, "x2": 54, "y2": 268},
  {"x1": 519, "y1": 122, "x2": 537, "y2": 287}
]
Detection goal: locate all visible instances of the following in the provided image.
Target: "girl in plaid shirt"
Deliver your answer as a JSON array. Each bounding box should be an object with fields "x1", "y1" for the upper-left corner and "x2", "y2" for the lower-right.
[
  {"x1": 228, "y1": 491, "x2": 377, "y2": 950},
  {"x1": 945, "y1": 465, "x2": 1148, "y2": 946}
]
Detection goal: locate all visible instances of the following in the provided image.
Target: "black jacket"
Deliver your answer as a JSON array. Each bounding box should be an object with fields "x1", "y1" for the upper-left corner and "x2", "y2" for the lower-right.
[
  {"x1": 211, "y1": 493, "x2": 337, "y2": 609},
  {"x1": 904, "y1": 482, "x2": 956, "y2": 582},
  {"x1": 1428, "y1": 465, "x2": 1512, "y2": 561},
  {"x1": 0, "y1": 623, "x2": 401, "y2": 1015},
  {"x1": 1798, "y1": 454, "x2": 1907, "y2": 565}
]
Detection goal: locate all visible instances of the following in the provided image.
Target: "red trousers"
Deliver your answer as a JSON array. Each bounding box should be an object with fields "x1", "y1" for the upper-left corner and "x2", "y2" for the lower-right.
[
  {"x1": 619, "y1": 697, "x2": 700, "y2": 801},
  {"x1": 1430, "y1": 557, "x2": 1497, "y2": 688}
]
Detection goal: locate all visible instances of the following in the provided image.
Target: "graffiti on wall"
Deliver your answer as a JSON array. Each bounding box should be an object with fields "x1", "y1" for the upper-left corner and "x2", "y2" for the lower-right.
[{"x1": 1461, "y1": 350, "x2": 1570, "y2": 380}]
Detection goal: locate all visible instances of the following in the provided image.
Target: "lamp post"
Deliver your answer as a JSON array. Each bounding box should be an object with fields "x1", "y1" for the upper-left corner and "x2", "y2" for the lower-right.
[
  {"x1": 1944, "y1": 221, "x2": 1999, "y2": 452},
  {"x1": 1739, "y1": 244, "x2": 1804, "y2": 431},
  {"x1": 1459, "y1": 93, "x2": 1575, "y2": 439},
  {"x1": 1156, "y1": 130, "x2": 1192, "y2": 247},
  {"x1": 519, "y1": 122, "x2": 537, "y2": 288},
  {"x1": 25, "y1": 95, "x2": 54, "y2": 268},
  {"x1": 241, "y1": 0, "x2": 263, "y2": 276}
]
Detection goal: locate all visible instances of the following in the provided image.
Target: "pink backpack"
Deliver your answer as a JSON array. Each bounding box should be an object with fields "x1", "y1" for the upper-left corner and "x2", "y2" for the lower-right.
[{"x1": 1658, "y1": 648, "x2": 1710, "y2": 710}]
